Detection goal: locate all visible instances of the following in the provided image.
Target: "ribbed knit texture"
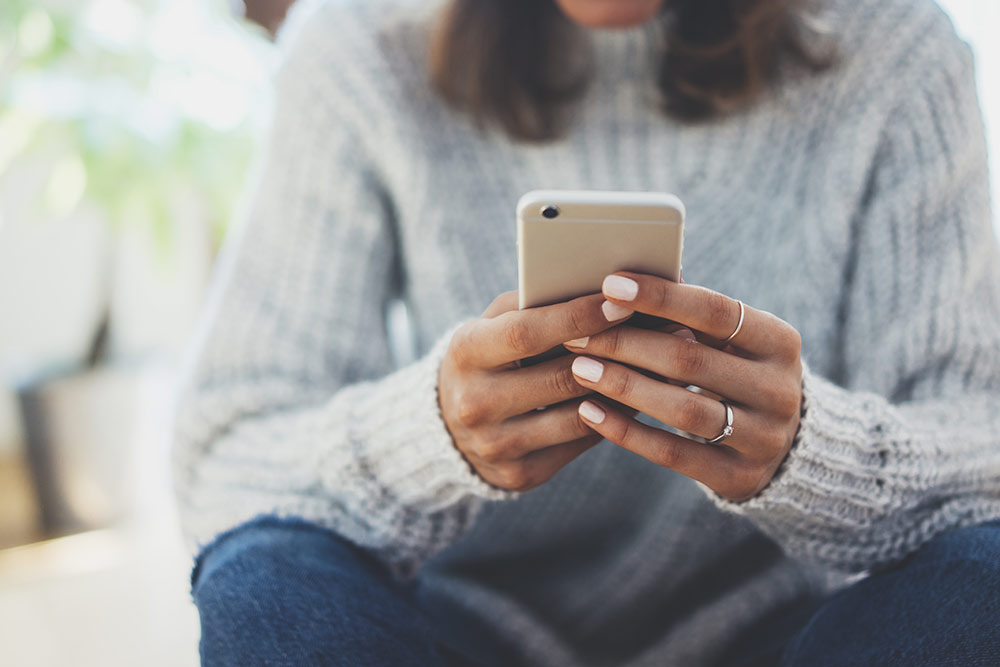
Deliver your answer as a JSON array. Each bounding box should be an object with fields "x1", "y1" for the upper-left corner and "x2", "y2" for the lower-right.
[{"x1": 173, "y1": 0, "x2": 1000, "y2": 663}]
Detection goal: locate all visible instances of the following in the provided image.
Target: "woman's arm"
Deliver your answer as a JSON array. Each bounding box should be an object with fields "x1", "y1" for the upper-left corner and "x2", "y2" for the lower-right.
[
  {"x1": 172, "y1": 11, "x2": 630, "y2": 577},
  {"x1": 559, "y1": 27, "x2": 1000, "y2": 574},
  {"x1": 712, "y1": 38, "x2": 1000, "y2": 572},
  {"x1": 171, "y1": 20, "x2": 505, "y2": 578}
]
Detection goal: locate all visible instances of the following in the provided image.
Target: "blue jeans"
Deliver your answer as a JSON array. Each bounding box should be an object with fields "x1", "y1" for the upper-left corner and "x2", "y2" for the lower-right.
[{"x1": 192, "y1": 517, "x2": 1000, "y2": 666}]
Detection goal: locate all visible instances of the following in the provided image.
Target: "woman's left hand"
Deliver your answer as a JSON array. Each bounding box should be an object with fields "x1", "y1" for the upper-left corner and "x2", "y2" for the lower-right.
[{"x1": 566, "y1": 272, "x2": 804, "y2": 502}]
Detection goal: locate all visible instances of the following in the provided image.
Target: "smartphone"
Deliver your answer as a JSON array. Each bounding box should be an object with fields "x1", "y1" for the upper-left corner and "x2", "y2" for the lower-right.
[{"x1": 517, "y1": 189, "x2": 685, "y2": 365}]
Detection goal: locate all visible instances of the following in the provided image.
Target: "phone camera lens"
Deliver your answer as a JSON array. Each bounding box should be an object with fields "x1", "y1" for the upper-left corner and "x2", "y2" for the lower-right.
[{"x1": 542, "y1": 205, "x2": 560, "y2": 219}]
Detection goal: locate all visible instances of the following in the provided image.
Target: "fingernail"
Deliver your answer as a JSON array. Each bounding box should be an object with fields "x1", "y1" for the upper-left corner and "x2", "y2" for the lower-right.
[
  {"x1": 602, "y1": 301, "x2": 633, "y2": 322},
  {"x1": 565, "y1": 337, "x2": 589, "y2": 348},
  {"x1": 578, "y1": 400, "x2": 606, "y2": 424},
  {"x1": 603, "y1": 275, "x2": 639, "y2": 301},
  {"x1": 572, "y1": 356, "x2": 604, "y2": 383},
  {"x1": 671, "y1": 327, "x2": 696, "y2": 342}
]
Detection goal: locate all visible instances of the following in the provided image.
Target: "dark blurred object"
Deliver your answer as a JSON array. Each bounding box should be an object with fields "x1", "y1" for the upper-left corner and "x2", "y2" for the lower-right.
[
  {"x1": 17, "y1": 370, "x2": 140, "y2": 539},
  {"x1": 1, "y1": 0, "x2": 266, "y2": 552},
  {"x1": 0, "y1": 454, "x2": 40, "y2": 549},
  {"x1": 15, "y1": 310, "x2": 136, "y2": 539},
  {"x1": 243, "y1": 0, "x2": 298, "y2": 37}
]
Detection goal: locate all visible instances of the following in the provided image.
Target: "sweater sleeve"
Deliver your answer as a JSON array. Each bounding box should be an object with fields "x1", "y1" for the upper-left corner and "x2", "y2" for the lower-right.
[
  {"x1": 171, "y1": 18, "x2": 506, "y2": 578},
  {"x1": 711, "y1": 33, "x2": 1000, "y2": 572}
]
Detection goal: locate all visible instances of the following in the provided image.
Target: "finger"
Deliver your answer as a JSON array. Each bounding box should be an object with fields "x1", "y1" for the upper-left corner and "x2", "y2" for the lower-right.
[
  {"x1": 568, "y1": 355, "x2": 770, "y2": 453},
  {"x1": 576, "y1": 399, "x2": 740, "y2": 487},
  {"x1": 514, "y1": 435, "x2": 604, "y2": 490},
  {"x1": 462, "y1": 293, "x2": 632, "y2": 368},
  {"x1": 602, "y1": 273, "x2": 800, "y2": 359},
  {"x1": 483, "y1": 291, "x2": 519, "y2": 318},
  {"x1": 566, "y1": 326, "x2": 778, "y2": 408},
  {"x1": 492, "y1": 401, "x2": 599, "y2": 459},
  {"x1": 486, "y1": 356, "x2": 592, "y2": 419},
  {"x1": 483, "y1": 435, "x2": 602, "y2": 492}
]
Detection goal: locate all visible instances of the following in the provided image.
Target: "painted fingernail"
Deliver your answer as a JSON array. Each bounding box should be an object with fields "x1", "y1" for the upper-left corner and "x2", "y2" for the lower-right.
[
  {"x1": 602, "y1": 301, "x2": 634, "y2": 322},
  {"x1": 671, "y1": 327, "x2": 696, "y2": 342},
  {"x1": 579, "y1": 400, "x2": 606, "y2": 424},
  {"x1": 572, "y1": 356, "x2": 605, "y2": 383},
  {"x1": 564, "y1": 337, "x2": 589, "y2": 348},
  {"x1": 603, "y1": 275, "x2": 639, "y2": 301}
]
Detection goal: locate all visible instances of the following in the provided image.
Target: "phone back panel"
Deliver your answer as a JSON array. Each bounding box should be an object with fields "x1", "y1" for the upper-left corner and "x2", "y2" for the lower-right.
[{"x1": 517, "y1": 190, "x2": 685, "y2": 310}]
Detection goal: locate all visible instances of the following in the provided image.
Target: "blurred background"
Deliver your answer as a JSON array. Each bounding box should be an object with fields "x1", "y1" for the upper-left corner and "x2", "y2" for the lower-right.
[{"x1": 0, "y1": 1, "x2": 996, "y2": 665}]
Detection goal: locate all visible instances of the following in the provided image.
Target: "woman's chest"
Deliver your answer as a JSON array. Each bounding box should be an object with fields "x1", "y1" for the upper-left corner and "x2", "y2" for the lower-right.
[{"x1": 387, "y1": 102, "x2": 863, "y2": 372}]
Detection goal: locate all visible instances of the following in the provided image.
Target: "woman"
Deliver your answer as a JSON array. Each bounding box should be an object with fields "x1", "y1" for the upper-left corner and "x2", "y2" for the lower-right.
[{"x1": 175, "y1": 0, "x2": 1000, "y2": 664}]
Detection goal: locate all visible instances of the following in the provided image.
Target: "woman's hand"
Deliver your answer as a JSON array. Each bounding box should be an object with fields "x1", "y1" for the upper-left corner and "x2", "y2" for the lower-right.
[
  {"x1": 439, "y1": 291, "x2": 635, "y2": 492},
  {"x1": 567, "y1": 273, "x2": 804, "y2": 502}
]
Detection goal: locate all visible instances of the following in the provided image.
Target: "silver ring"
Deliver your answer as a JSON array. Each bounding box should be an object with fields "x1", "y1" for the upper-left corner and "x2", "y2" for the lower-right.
[
  {"x1": 706, "y1": 401, "x2": 734, "y2": 444},
  {"x1": 722, "y1": 300, "x2": 745, "y2": 346}
]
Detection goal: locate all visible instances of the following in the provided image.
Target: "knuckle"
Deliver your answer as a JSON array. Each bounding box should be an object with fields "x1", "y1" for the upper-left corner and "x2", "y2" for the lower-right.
[
  {"x1": 761, "y1": 376, "x2": 800, "y2": 418},
  {"x1": 479, "y1": 431, "x2": 520, "y2": 462},
  {"x1": 552, "y1": 366, "x2": 585, "y2": 398},
  {"x1": 784, "y1": 326, "x2": 803, "y2": 355},
  {"x1": 566, "y1": 305, "x2": 591, "y2": 339},
  {"x1": 763, "y1": 425, "x2": 791, "y2": 452},
  {"x1": 706, "y1": 292, "x2": 735, "y2": 332},
  {"x1": 474, "y1": 438, "x2": 501, "y2": 463},
  {"x1": 504, "y1": 319, "x2": 536, "y2": 357},
  {"x1": 608, "y1": 416, "x2": 634, "y2": 447},
  {"x1": 495, "y1": 464, "x2": 532, "y2": 492},
  {"x1": 449, "y1": 325, "x2": 476, "y2": 367},
  {"x1": 652, "y1": 437, "x2": 682, "y2": 469},
  {"x1": 776, "y1": 322, "x2": 802, "y2": 360},
  {"x1": 652, "y1": 280, "x2": 672, "y2": 313},
  {"x1": 776, "y1": 384, "x2": 802, "y2": 419},
  {"x1": 571, "y1": 414, "x2": 596, "y2": 438},
  {"x1": 670, "y1": 340, "x2": 708, "y2": 377},
  {"x1": 610, "y1": 368, "x2": 636, "y2": 400},
  {"x1": 602, "y1": 326, "x2": 628, "y2": 358},
  {"x1": 454, "y1": 389, "x2": 490, "y2": 428},
  {"x1": 676, "y1": 396, "x2": 710, "y2": 433}
]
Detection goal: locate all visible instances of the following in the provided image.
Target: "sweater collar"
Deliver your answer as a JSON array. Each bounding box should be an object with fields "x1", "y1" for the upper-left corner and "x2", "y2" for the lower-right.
[{"x1": 584, "y1": 12, "x2": 667, "y2": 84}]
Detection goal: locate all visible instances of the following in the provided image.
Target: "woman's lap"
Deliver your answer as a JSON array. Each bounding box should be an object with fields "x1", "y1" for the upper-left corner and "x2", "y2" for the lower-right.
[
  {"x1": 192, "y1": 516, "x2": 450, "y2": 666},
  {"x1": 191, "y1": 517, "x2": 1000, "y2": 666},
  {"x1": 781, "y1": 519, "x2": 1000, "y2": 666}
]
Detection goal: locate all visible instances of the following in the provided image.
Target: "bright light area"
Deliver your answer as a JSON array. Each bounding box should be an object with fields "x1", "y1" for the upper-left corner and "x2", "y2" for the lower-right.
[
  {"x1": 0, "y1": 1, "x2": 274, "y2": 665},
  {"x1": 9, "y1": 0, "x2": 275, "y2": 137}
]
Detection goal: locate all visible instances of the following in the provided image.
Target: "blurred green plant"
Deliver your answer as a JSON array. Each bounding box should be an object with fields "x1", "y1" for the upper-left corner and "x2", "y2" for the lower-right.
[{"x1": 0, "y1": 0, "x2": 270, "y2": 257}]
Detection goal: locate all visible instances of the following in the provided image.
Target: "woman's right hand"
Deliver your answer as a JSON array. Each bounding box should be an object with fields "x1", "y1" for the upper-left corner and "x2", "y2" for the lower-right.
[{"x1": 439, "y1": 291, "x2": 634, "y2": 492}]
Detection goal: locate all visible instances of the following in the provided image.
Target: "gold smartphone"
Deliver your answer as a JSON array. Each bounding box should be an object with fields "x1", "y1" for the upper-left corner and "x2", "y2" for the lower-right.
[{"x1": 517, "y1": 189, "x2": 685, "y2": 365}]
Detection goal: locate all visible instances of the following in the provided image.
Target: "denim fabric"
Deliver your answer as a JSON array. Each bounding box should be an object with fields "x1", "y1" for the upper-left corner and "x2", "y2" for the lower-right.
[
  {"x1": 192, "y1": 517, "x2": 1000, "y2": 666},
  {"x1": 192, "y1": 517, "x2": 451, "y2": 666},
  {"x1": 779, "y1": 520, "x2": 1000, "y2": 666}
]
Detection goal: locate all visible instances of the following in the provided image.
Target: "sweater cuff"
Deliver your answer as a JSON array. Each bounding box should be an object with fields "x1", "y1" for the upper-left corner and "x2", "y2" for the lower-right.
[
  {"x1": 324, "y1": 324, "x2": 514, "y2": 511},
  {"x1": 703, "y1": 361, "x2": 895, "y2": 560}
]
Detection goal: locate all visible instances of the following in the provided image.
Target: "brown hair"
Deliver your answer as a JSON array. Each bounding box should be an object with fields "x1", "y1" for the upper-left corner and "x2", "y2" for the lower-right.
[{"x1": 430, "y1": 0, "x2": 828, "y2": 141}]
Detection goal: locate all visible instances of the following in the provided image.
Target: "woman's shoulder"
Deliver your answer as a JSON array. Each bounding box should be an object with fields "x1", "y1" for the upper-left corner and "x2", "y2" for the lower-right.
[
  {"x1": 787, "y1": 0, "x2": 978, "y2": 126},
  {"x1": 820, "y1": 0, "x2": 972, "y2": 79},
  {"x1": 275, "y1": 0, "x2": 445, "y2": 123},
  {"x1": 280, "y1": 0, "x2": 442, "y2": 78}
]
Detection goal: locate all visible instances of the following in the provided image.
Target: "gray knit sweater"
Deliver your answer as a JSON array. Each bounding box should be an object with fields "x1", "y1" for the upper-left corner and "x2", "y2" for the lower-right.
[{"x1": 173, "y1": 0, "x2": 1000, "y2": 663}]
